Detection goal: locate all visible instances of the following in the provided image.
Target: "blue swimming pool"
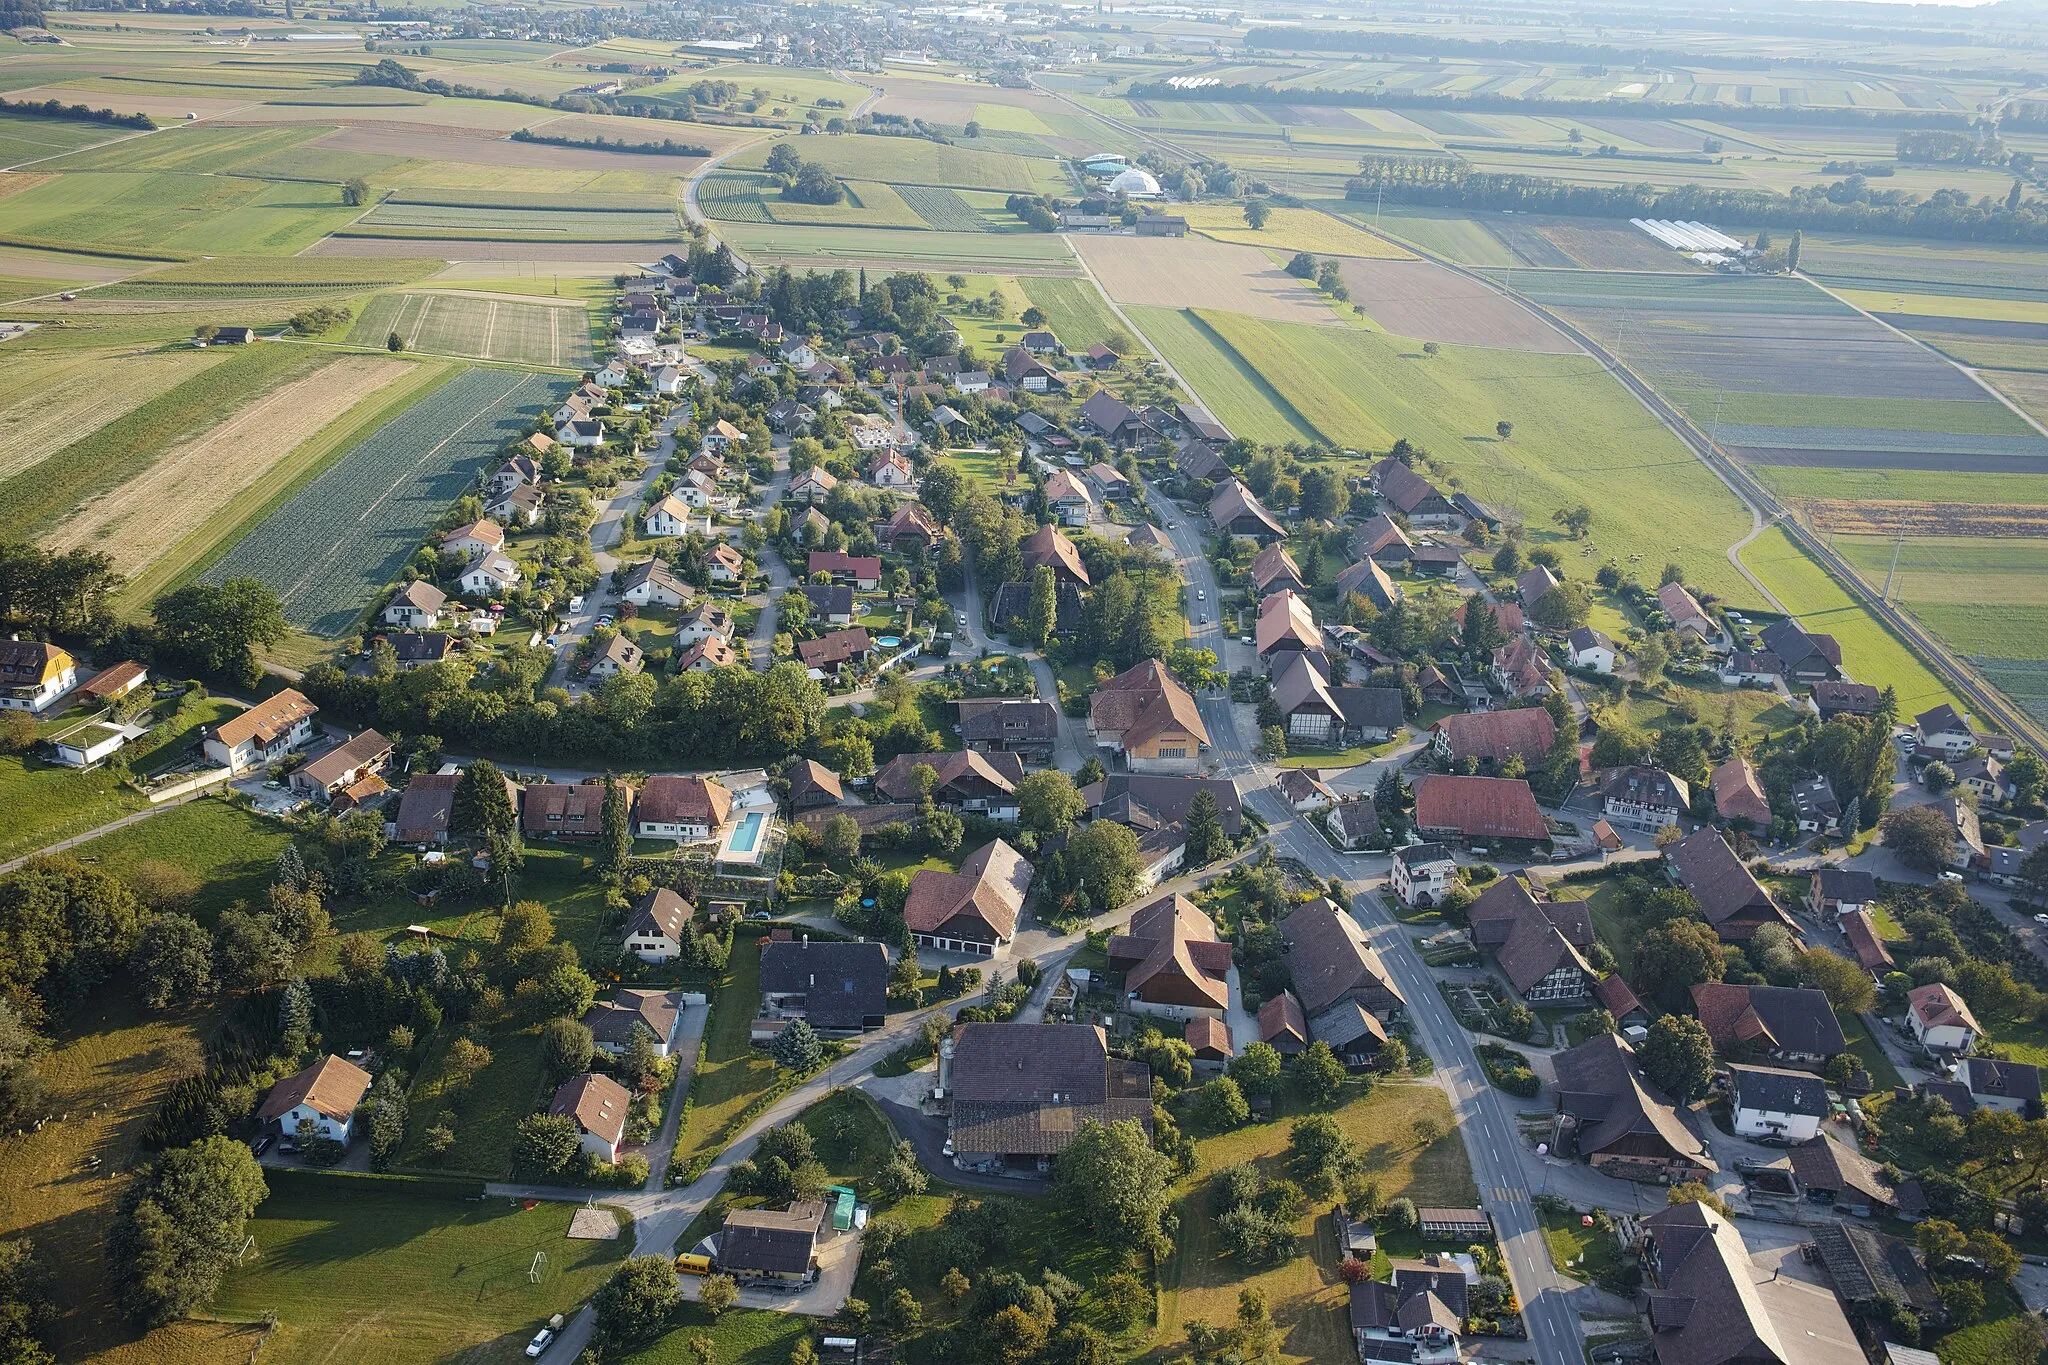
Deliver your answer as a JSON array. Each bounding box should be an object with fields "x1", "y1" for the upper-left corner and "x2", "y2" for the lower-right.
[
  {"x1": 877, "y1": 636, "x2": 902, "y2": 649},
  {"x1": 730, "y1": 809, "x2": 766, "y2": 854}
]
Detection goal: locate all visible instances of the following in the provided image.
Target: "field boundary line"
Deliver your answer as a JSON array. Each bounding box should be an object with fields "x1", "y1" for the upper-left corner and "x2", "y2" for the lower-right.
[{"x1": 481, "y1": 300, "x2": 499, "y2": 359}]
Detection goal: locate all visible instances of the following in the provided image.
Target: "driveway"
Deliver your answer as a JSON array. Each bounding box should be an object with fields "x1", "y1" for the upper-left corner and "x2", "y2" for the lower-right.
[
  {"x1": 546, "y1": 410, "x2": 682, "y2": 692},
  {"x1": 676, "y1": 1224, "x2": 863, "y2": 1317}
]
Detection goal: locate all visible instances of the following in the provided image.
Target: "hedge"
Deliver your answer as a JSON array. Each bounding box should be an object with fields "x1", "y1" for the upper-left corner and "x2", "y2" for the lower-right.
[{"x1": 264, "y1": 1166, "x2": 486, "y2": 1200}]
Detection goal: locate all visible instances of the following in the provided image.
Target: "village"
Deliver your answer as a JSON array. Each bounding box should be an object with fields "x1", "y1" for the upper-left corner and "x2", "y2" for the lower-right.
[{"x1": 5, "y1": 244, "x2": 2048, "y2": 1365}]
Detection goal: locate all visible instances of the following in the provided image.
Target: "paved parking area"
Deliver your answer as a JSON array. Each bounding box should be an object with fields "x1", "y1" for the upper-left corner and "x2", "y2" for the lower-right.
[{"x1": 677, "y1": 1226, "x2": 862, "y2": 1317}]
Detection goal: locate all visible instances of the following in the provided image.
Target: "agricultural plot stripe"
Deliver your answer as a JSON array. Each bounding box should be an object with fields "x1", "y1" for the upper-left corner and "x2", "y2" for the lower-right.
[
  {"x1": 206, "y1": 369, "x2": 562, "y2": 636},
  {"x1": 1712, "y1": 424, "x2": 2048, "y2": 458}
]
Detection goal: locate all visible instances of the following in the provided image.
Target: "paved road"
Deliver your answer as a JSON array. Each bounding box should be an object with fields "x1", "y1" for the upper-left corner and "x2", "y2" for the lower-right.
[{"x1": 1143, "y1": 475, "x2": 1582, "y2": 1365}]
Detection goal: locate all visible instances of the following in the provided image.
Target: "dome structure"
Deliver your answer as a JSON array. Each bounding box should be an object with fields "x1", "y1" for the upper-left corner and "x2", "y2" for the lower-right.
[{"x1": 1107, "y1": 166, "x2": 1162, "y2": 197}]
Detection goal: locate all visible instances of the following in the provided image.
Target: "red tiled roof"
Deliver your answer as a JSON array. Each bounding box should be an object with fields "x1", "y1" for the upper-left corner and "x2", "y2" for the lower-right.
[{"x1": 1412, "y1": 774, "x2": 1549, "y2": 842}]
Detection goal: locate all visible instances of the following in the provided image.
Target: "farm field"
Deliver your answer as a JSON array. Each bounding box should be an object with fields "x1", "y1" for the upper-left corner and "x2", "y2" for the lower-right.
[
  {"x1": 1019, "y1": 274, "x2": 1143, "y2": 355},
  {"x1": 1335, "y1": 256, "x2": 1579, "y2": 353},
  {"x1": 210, "y1": 1181, "x2": 629, "y2": 1365},
  {"x1": 1133, "y1": 304, "x2": 1762, "y2": 601},
  {"x1": 1739, "y1": 525, "x2": 1957, "y2": 716},
  {"x1": 715, "y1": 221, "x2": 1077, "y2": 272},
  {"x1": 0, "y1": 110, "x2": 129, "y2": 165},
  {"x1": 0, "y1": 341, "x2": 322, "y2": 540},
  {"x1": 0, "y1": 345, "x2": 226, "y2": 482},
  {"x1": 351, "y1": 201, "x2": 684, "y2": 241},
  {"x1": 1075, "y1": 233, "x2": 1337, "y2": 323},
  {"x1": 726, "y1": 133, "x2": 1066, "y2": 194},
  {"x1": 764, "y1": 179, "x2": 926, "y2": 229},
  {"x1": 350, "y1": 291, "x2": 593, "y2": 368},
  {"x1": 203, "y1": 366, "x2": 560, "y2": 636},
  {"x1": 1175, "y1": 202, "x2": 1414, "y2": 259},
  {"x1": 0, "y1": 168, "x2": 358, "y2": 255},
  {"x1": 1342, "y1": 204, "x2": 1524, "y2": 266},
  {"x1": 46, "y1": 354, "x2": 419, "y2": 576},
  {"x1": 90, "y1": 253, "x2": 447, "y2": 300},
  {"x1": 1759, "y1": 466, "x2": 2048, "y2": 510},
  {"x1": 1127, "y1": 306, "x2": 1321, "y2": 447}
]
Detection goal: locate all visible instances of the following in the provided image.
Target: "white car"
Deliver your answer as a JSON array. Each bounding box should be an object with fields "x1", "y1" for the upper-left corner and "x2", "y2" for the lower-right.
[
  {"x1": 1938, "y1": 871, "x2": 1964, "y2": 884},
  {"x1": 957, "y1": 612, "x2": 969, "y2": 627},
  {"x1": 525, "y1": 1328, "x2": 554, "y2": 1358},
  {"x1": 2034, "y1": 914, "x2": 2048, "y2": 926},
  {"x1": 1196, "y1": 589, "x2": 1206, "y2": 601}
]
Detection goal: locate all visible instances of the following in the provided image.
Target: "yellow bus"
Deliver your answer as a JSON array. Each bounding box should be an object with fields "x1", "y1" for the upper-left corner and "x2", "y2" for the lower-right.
[{"x1": 674, "y1": 1253, "x2": 713, "y2": 1277}]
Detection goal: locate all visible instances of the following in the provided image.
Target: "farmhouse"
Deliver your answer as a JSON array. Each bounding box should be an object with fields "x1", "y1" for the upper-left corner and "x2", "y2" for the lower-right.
[
  {"x1": 1087, "y1": 658, "x2": 1209, "y2": 773},
  {"x1": 1249, "y1": 540, "x2": 1304, "y2": 595},
  {"x1": 1657, "y1": 581, "x2": 1717, "y2": 644},
  {"x1": 1431, "y1": 708, "x2": 1555, "y2": 772},
  {"x1": 1467, "y1": 877, "x2": 1597, "y2": 1003},
  {"x1": 1640, "y1": 1201, "x2": 1860, "y2": 1365},
  {"x1": 1106, "y1": 893, "x2": 1231, "y2": 1019},
  {"x1": 1208, "y1": 478, "x2": 1285, "y2": 542},
  {"x1": 391, "y1": 772, "x2": 459, "y2": 845},
  {"x1": 1728, "y1": 1063, "x2": 1828, "y2": 1144},
  {"x1": 205, "y1": 688, "x2": 318, "y2": 773},
  {"x1": 1664, "y1": 828, "x2": 1791, "y2": 941},
  {"x1": 1599, "y1": 766, "x2": 1691, "y2": 833},
  {"x1": 1020, "y1": 523, "x2": 1091, "y2": 588},
  {"x1": 902, "y1": 838, "x2": 1033, "y2": 955},
  {"x1": 955, "y1": 698, "x2": 1059, "y2": 764},
  {"x1": 1759, "y1": 619, "x2": 1841, "y2": 684},
  {"x1": 944, "y1": 1022, "x2": 1152, "y2": 1166},
  {"x1": 1281, "y1": 898, "x2": 1404, "y2": 1021},
  {"x1": 1550, "y1": 1033, "x2": 1712, "y2": 1182},
  {"x1": 1256, "y1": 591, "x2": 1322, "y2": 664},
  {"x1": 1370, "y1": 459, "x2": 1460, "y2": 527},
  {"x1": 1690, "y1": 984, "x2": 1847, "y2": 1067},
  {"x1": 1710, "y1": 756, "x2": 1773, "y2": 828},
  {"x1": 1080, "y1": 772, "x2": 1244, "y2": 888},
  {"x1": 1411, "y1": 774, "x2": 1549, "y2": 846},
  {"x1": 1332, "y1": 556, "x2": 1401, "y2": 612},
  {"x1": 785, "y1": 758, "x2": 843, "y2": 809},
  {"x1": 874, "y1": 748, "x2": 1022, "y2": 817},
  {"x1": 259, "y1": 1054, "x2": 373, "y2": 1145},
  {"x1": 1350, "y1": 514, "x2": 1413, "y2": 566}
]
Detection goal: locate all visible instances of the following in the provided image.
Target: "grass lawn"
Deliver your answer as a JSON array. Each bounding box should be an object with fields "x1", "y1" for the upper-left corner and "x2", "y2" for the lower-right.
[
  {"x1": 395, "y1": 1023, "x2": 548, "y2": 1178},
  {"x1": 210, "y1": 1182, "x2": 629, "y2": 1364},
  {"x1": 1278, "y1": 735, "x2": 1404, "y2": 769},
  {"x1": 332, "y1": 845, "x2": 611, "y2": 957},
  {"x1": 1539, "y1": 1210, "x2": 1621, "y2": 1284},
  {"x1": 1838, "y1": 1010, "x2": 1904, "y2": 1091},
  {"x1": 1871, "y1": 904, "x2": 1909, "y2": 941},
  {"x1": 940, "y1": 444, "x2": 1026, "y2": 493},
  {"x1": 0, "y1": 751, "x2": 146, "y2": 863},
  {"x1": 1617, "y1": 680, "x2": 1806, "y2": 744},
  {"x1": 671, "y1": 932, "x2": 778, "y2": 1173},
  {"x1": 67, "y1": 795, "x2": 290, "y2": 924},
  {"x1": 1556, "y1": 881, "x2": 1642, "y2": 978},
  {"x1": 1156, "y1": 1081, "x2": 1475, "y2": 1364},
  {"x1": 1932, "y1": 1284, "x2": 2047, "y2": 1365},
  {"x1": 678, "y1": 1088, "x2": 898, "y2": 1252},
  {"x1": 617, "y1": 1309, "x2": 810, "y2": 1365},
  {"x1": 0, "y1": 992, "x2": 211, "y2": 1361}
]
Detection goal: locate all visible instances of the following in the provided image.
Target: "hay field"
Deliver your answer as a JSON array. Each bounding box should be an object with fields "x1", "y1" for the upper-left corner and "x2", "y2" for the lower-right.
[
  {"x1": 351, "y1": 291, "x2": 593, "y2": 368},
  {"x1": 0, "y1": 347, "x2": 227, "y2": 481},
  {"x1": 1331, "y1": 203, "x2": 1521, "y2": 266},
  {"x1": 728, "y1": 133, "x2": 1065, "y2": 193},
  {"x1": 1175, "y1": 202, "x2": 1414, "y2": 259},
  {"x1": 46, "y1": 355, "x2": 417, "y2": 574},
  {"x1": 1074, "y1": 233, "x2": 1337, "y2": 324},
  {"x1": 1126, "y1": 306, "x2": 1321, "y2": 448},
  {"x1": 1336, "y1": 257, "x2": 1579, "y2": 353}
]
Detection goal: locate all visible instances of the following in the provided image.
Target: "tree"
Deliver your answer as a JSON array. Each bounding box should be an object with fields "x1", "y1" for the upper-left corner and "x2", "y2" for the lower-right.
[
  {"x1": 699, "y1": 1273, "x2": 739, "y2": 1319},
  {"x1": 772, "y1": 1017, "x2": 823, "y2": 1072},
  {"x1": 1016, "y1": 769, "x2": 1084, "y2": 836},
  {"x1": 880, "y1": 1139, "x2": 927, "y2": 1197},
  {"x1": 1021, "y1": 306, "x2": 1047, "y2": 327},
  {"x1": 1055, "y1": 1118, "x2": 1172, "y2": 1250},
  {"x1": 594, "y1": 1256, "x2": 682, "y2": 1352},
  {"x1": 277, "y1": 975, "x2": 313, "y2": 1060},
  {"x1": 1244, "y1": 200, "x2": 1271, "y2": 229},
  {"x1": 387, "y1": 332, "x2": 404, "y2": 352},
  {"x1": 1182, "y1": 789, "x2": 1229, "y2": 867},
  {"x1": 599, "y1": 776, "x2": 631, "y2": 881},
  {"x1": 512, "y1": 1114, "x2": 582, "y2": 1180},
  {"x1": 1024, "y1": 563, "x2": 1057, "y2": 649},
  {"x1": 1635, "y1": 917, "x2": 1725, "y2": 1013},
  {"x1": 1294, "y1": 1040, "x2": 1347, "y2": 1107},
  {"x1": 342, "y1": 176, "x2": 370, "y2": 206},
  {"x1": 150, "y1": 578, "x2": 288, "y2": 686},
  {"x1": 1638, "y1": 1015, "x2": 1716, "y2": 1102},
  {"x1": 109, "y1": 1136, "x2": 268, "y2": 1326},
  {"x1": 1289, "y1": 1113, "x2": 1362, "y2": 1194},
  {"x1": 940, "y1": 1267, "x2": 970, "y2": 1302},
  {"x1": 539, "y1": 1017, "x2": 595, "y2": 1084},
  {"x1": 1551, "y1": 504, "x2": 1594, "y2": 539},
  {"x1": 129, "y1": 912, "x2": 213, "y2": 1009},
  {"x1": 1229, "y1": 1040, "x2": 1282, "y2": 1098},
  {"x1": 1666, "y1": 1181, "x2": 1731, "y2": 1217},
  {"x1": 453, "y1": 760, "x2": 519, "y2": 843},
  {"x1": 1799, "y1": 947, "x2": 1876, "y2": 1014},
  {"x1": 1882, "y1": 804, "x2": 1956, "y2": 871},
  {"x1": 1065, "y1": 821, "x2": 1144, "y2": 910},
  {"x1": 1923, "y1": 760, "x2": 1956, "y2": 795},
  {"x1": 1199, "y1": 1076, "x2": 1250, "y2": 1129},
  {"x1": 1786, "y1": 228, "x2": 1803, "y2": 270},
  {"x1": 1495, "y1": 421, "x2": 1513, "y2": 441}
]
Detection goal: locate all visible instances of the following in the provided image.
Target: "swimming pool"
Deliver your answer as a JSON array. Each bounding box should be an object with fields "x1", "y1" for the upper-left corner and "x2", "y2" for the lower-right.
[
  {"x1": 729, "y1": 809, "x2": 766, "y2": 854},
  {"x1": 877, "y1": 636, "x2": 902, "y2": 649}
]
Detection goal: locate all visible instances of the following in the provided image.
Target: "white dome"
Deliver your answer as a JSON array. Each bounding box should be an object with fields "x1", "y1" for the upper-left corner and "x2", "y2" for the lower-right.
[{"x1": 1107, "y1": 167, "x2": 1161, "y2": 196}]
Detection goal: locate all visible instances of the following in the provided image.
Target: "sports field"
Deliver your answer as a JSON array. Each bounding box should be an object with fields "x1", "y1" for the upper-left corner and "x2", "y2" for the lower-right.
[
  {"x1": 204, "y1": 367, "x2": 560, "y2": 635},
  {"x1": 350, "y1": 292, "x2": 594, "y2": 368}
]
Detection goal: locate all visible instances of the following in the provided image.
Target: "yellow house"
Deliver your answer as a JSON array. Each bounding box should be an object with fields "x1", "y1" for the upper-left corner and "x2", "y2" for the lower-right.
[{"x1": 0, "y1": 637, "x2": 78, "y2": 714}]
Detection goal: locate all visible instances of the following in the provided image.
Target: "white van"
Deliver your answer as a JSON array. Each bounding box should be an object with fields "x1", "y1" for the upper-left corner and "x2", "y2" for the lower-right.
[{"x1": 568, "y1": 595, "x2": 585, "y2": 613}]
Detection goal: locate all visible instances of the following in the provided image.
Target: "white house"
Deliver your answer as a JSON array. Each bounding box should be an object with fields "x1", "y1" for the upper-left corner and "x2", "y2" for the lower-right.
[
  {"x1": 1916, "y1": 704, "x2": 1979, "y2": 757},
  {"x1": 549, "y1": 1073, "x2": 631, "y2": 1162},
  {"x1": 0, "y1": 639, "x2": 78, "y2": 714},
  {"x1": 623, "y1": 887, "x2": 693, "y2": 962},
  {"x1": 779, "y1": 340, "x2": 818, "y2": 369},
  {"x1": 1728, "y1": 1063, "x2": 1827, "y2": 1144},
  {"x1": 595, "y1": 360, "x2": 631, "y2": 387},
  {"x1": 670, "y1": 469, "x2": 720, "y2": 509},
  {"x1": 634, "y1": 773, "x2": 732, "y2": 841},
  {"x1": 560, "y1": 417, "x2": 606, "y2": 448},
  {"x1": 788, "y1": 466, "x2": 839, "y2": 504},
  {"x1": 1390, "y1": 843, "x2": 1458, "y2": 908},
  {"x1": 1958, "y1": 1057, "x2": 2042, "y2": 1116},
  {"x1": 870, "y1": 449, "x2": 915, "y2": 488},
  {"x1": 51, "y1": 720, "x2": 144, "y2": 768},
  {"x1": 203, "y1": 688, "x2": 318, "y2": 773},
  {"x1": 706, "y1": 542, "x2": 746, "y2": 584},
  {"x1": 620, "y1": 559, "x2": 691, "y2": 608},
  {"x1": 258, "y1": 1054, "x2": 372, "y2": 1144},
  {"x1": 642, "y1": 494, "x2": 693, "y2": 538},
  {"x1": 675, "y1": 601, "x2": 734, "y2": 647},
  {"x1": 1909, "y1": 982, "x2": 1982, "y2": 1054},
  {"x1": 440, "y1": 519, "x2": 504, "y2": 560},
  {"x1": 651, "y1": 365, "x2": 685, "y2": 397},
  {"x1": 1568, "y1": 627, "x2": 1616, "y2": 674},
  {"x1": 583, "y1": 990, "x2": 689, "y2": 1059},
  {"x1": 702, "y1": 418, "x2": 746, "y2": 454},
  {"x1": 458, "y1": 553, "x2": 521, "y2": 596}
]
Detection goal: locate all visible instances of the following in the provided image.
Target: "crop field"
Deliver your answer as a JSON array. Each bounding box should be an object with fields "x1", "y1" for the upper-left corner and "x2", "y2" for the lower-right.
[
  {"x1": 695, "y1": 170, "x2": 773, "y2": 223},
  {"x1": 47, "y1": 355, "x2": 419, "y2": 576},
  {"x1": 353, "y1": 201, "x2": 682, "y2": 240},
  {"x1": 716, "y1": 221, "x2": 1077, "y2": 271},
  {"x1": 1838, "y1": 289, "x2": 2048, "y2": 325},
  {"x1": 350, "y1": 292, "x2": 593, "y2": 368},
  {"x1": 1336, "y1": 257, "x2": 1579, "y2": 353},
  {"x1": 764, "y1": 179, "x2": 926, "y2": 229},
  {"x1": 1174, "y1": 202, "x2": 1414, "y2": 259},
  {"x1": 38, "y1": 122, "x2": 337, "y2": 175},
  {"x1": 1020, "y1": 274, "x2": 1141, "y2": 354},
  {"x1": 0, "y1": 346, "x2": 226, "y2": 481},
  {"x1": 1128, "y1": 306, "x2": 1322, "y2": 447},
  {"x1": 1132, "y1": 304, "x2": 1762, "y2": 601},
  {"x1": 1350, "y1": 204, "x2": 1523, "y2": 266},
  {"x1": 0, "y1": 111, "x2": 127, "y2": 166},
  {"x1": 0, "y1": 342, "x2": 319, "y2": 539},
  {"x1": 1800, "y1": 235, "x2": 2048, "y2": 302},
  {"x1": 1074, "y1": 233, "x2": 1337, "y2": 323},
  {"x1": 1738, "y1": 525, "x2": 1956, "y2": 715},
  {"x1": 895, "y1": 183, "x2": 994, "y2": 232},
  {"x1": 727, "y1": 133, "x2": 1066, "y2": 194},
  {"x1": 1759, "y1": 466, "x2": 2048, "y2": 510},
  {"x1": 204, "y1": 367, "x2": 561, "y2": 636},
  {"x1": 0, "y1": 169, "x2": 357, "y2": 255},
  {"x1": 92, "y1": 253, "x2": 447, "y2": 299}
]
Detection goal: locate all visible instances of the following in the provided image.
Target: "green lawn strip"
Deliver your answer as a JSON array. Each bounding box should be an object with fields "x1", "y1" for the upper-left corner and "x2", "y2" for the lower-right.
[
  {"x1": 672, "y1": 933, "x2": 779, "y2": 1174},
  {"x1": 0, "y1": 340, "x2": 325, "y2": 539},
  {"x1": 0, "y1": 753, "x2": 146, "y2": 863},
  {"x1": 116, "y1": 355, "x2": 457, "y2": 614},
  {"x1": 1159, "y1": 1080, "x2": 1475, "y2": 1364},
  {"x1": 1124, "y1": 305, "x2": 1317, "y2": 447},
  {"x1": 1538, "y1": 1210, "x2": 1621, "y2": 1284},
  {"x1": 1020, "y1": 274, "x2": 1147, "y2": 356},
  {"x1": 1737, "y1": 524, "x2": 1959, "y2": 716},
  {"x1": 617, "y1": 1309, "x2": 809, "y2": 1365},
  {"x1": 1756, "y1": 465, "x2": 2048, "y2": 508},
  {"x1": 1556, "y1": 881, "x2": 1641, "y2": 978},
  {"x1": 67, "y1": 795, "x2": 289, "y2": 925},
  {"x1": 210, "y1": 1180, "x2": 629, "y2": 1362},
  {"x1": 1837, "y1": 1010, "x2": 1903, "y2": 1091},
  {"x1": 395, "y1": 1022, "x2": 549, "y2": 1178}
]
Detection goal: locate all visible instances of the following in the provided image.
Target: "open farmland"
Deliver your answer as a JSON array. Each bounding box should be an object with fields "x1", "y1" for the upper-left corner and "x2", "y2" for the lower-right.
[
  {"x1": 894, "y1": 183, "x2": 995, "y2": 232},
  {"x1": 0, "y1": 346, "x2": 226, "y2": 481},
  {"x1": 350, "y1": 292, "x2": 593, "y2": 368},
  {"x1": 728, "y1": 134, "x2": 1065, "y2": 193},
  {"x1": 1131, "y1": 304, "x2": 1762, "y2": 601},
  {"x1": 204, "y1": 367, "x2": 561, "y2": 635},
  {"x1": 352, "y1": 200, "x2": 683, "y2": 241},
  {"x1": 716, "y1": 221, "x2": 1076, "y2": 271},
  {"x1": 1075, "y1": 233, "x2": 1337, "y2": 323},
  {"x1": 91, "y1": 254, "x2": 446, "y2": 300},
  {"x1": 1174, "y1": 202, "x2": 1414, "y2": 259},
  {"x1": 1335, "y1": 257, "x2": 1579, "y2": 353},
  {"x1": 0, "y1": 168, "x2": 358, "y2": 256},
  {"x1": 1020, "y1": 274, "x2": 1143, "y2": 354},
  {"x1": 1127, "y1": 306, "x2": 1321, "y2": 447},
  {"x1": 0, "y1": 111, "x2": 131, "y2": 166},
  {"x1": 46, "y1": 355, "x2": 418, "y2": 576}
]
